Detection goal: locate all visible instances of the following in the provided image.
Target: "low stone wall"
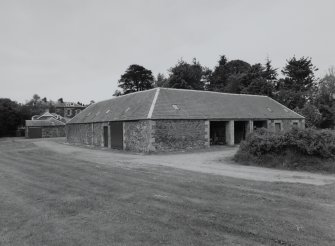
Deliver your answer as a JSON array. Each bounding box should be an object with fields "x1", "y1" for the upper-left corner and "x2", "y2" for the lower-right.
[
  {"x1": 123, "y1": 121, "x2": 152, "y2": 152},
  {"x1": 152, "y1": 119, "x2": 208, "y2": 152},
  {"x1": 42, "y1": 126, "x2": 65, "y2": 138}
]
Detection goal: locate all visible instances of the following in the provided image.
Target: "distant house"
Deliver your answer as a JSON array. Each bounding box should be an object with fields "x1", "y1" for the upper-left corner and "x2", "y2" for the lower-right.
[
  {"x1": 25, "y1": 111, "x2": 66, "y2": 138},
  {"x1": 55, "y1": 101, "x2": 87, "y2": 119},
  {"x1": 31, "y1": 111, "x2": 67, "y2": 123},
  {"x1": 66, "y1": 88, "x2": 305, "y2": 152}
]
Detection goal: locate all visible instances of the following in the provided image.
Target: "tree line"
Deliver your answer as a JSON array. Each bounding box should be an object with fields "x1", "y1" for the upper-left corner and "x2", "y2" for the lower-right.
[
  {"x1": 114, "y1": 56, "x2": 335, "y2": 129},
  {"x1": 0, "y1": 95, "x2": 88, "y2": 137}
]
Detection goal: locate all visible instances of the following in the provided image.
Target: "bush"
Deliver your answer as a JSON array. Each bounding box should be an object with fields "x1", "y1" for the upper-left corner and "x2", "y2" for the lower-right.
[{"x1": 234, "y1": 128, "x2": 335, "y2": 172}]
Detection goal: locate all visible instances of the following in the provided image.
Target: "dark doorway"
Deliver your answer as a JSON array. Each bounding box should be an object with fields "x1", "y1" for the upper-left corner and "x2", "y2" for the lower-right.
[
  {"x1": 234, "y1": 121, "x2": 247, "y2": 144},
  {"x1": 110, "y1": 122, "x2": 123, "y2": 149},
  {"x1": 28, "y1": 127, "x2": 42, "y2": 138},
  {"x1": 254, "y1": 120, "x2": 267, "y2": 130},
  {"x1": 103, "y1": 126, "x2": 108, "y2": 147},
  {"x1": 210, "y1": 121, "x2": 226, "y2": 145}
]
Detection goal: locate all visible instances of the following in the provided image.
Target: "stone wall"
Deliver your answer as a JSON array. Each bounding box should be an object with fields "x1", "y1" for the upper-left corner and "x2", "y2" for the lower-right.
[
  {"x1": 92, "y1": 122, "x2": 105, "y2": 147},
  {"x1": 66, "y1": 122, "x2": 109, "y2": 147},
  {"x1": 152, "y1": 119, "x2": 208, "y2": 152},
  {"x1": 66, "y1": 123, "x2": 93, "y2": 145},
  {"x1": 123, "y1": 121, "x2": 152, "y2": 152},
  {"x1": 266, "y1": 119, "x2": 305, "y2": 132},
  {"x1": 41, "y1": 126, "x2": 65, "y2": 138}
]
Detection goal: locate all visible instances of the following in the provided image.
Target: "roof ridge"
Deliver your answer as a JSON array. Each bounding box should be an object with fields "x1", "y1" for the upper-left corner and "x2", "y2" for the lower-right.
[
  {"x1": 48, "y1": 117, "x2": 66, "y2": 125},
  {"x1": 147, "y1": 88, "x2": 160, "y2": 119},
  {"x1": 96, "y1": 88, "x2": 158, "y2": 104},
  {"x1": 158, "y1": 87, "x2": 268, "y2": 98}
]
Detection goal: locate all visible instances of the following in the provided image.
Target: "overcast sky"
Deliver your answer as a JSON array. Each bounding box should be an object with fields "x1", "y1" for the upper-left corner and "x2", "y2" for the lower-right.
[{"x1": 1, "y1": 0, "x2": 334, "y2": 104}]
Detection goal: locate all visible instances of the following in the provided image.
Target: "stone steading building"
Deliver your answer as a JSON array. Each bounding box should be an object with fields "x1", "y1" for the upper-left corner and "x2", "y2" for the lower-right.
[
  {"x1": 26, "y1": 118, "x2": 66, "y2": 138},
  {"x1": 66, "y1": 88, "x2": 305, "y2": 152}
]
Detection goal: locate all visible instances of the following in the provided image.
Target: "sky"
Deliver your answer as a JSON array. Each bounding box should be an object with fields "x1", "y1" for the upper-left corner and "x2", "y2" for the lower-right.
[{"x1": 1, "y1": 0, "x2": 334, "y2": 104}]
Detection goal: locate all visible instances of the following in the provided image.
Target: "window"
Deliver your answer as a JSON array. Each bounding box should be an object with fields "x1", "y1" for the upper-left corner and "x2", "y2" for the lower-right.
[
  {"x1": 76, "y1": 109, "x2": 81, "y2": 114},
  {"x1": 67, "y1": 109, "x2": 72, "y2": 116},
  {"x1": 292, "y1": 122, "x2": 298, "y2": 127},
  {"x1": 172, "y1": 104, "x2": 179, "y2": 110},
  {"x1": 275, "y1": 122, "x2": 282, "y2": 132}
]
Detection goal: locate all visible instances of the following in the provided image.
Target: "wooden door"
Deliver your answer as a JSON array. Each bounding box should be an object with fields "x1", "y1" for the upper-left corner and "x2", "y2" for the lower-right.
[
  {"x1": 109, "y1": 122, "x2": 123, "y2": 149},
  {"x1": 103, "y1": 126, "x2": 108, "y2": 147},
  {"x1": 28, "y1": 127, "x2": 42, "y2": 138}
]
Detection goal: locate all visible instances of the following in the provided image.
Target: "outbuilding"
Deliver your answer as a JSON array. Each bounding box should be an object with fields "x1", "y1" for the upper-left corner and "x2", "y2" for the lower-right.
[
  {"x1": 66, "y1": 88, "x2": 305, "y2": 152},
  {"x1": 26, "y1": 118, "x2": 66, "y2": 138}
]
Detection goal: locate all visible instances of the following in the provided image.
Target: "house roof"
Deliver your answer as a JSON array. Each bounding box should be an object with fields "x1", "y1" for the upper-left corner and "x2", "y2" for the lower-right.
[
  {"x1": 36, "y1": 111, "x2": 55, "y2": 120},
  {"x1": 55, "y1": 102, "x2": 87, "y2": 108},
  {"x1": 26, "y1": 118, "x2": 66, "y2": 127},
  {"x1": 68, "y1": 88, "x2": 304, "y2": 124}
]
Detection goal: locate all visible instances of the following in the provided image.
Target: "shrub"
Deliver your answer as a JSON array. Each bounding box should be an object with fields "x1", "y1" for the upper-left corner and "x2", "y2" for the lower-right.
[{"x1": 234, "y1": 128, "x2": 335, "y2": 172}]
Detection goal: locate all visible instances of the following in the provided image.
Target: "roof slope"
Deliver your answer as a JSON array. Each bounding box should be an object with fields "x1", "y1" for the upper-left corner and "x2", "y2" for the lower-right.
[
  {"x1": 68, "y1": 89, "x2": 157, "y2": 124},
  {"x1": 152, "y1": 88, "x2": 303, "y2": 120},
  {"x1": 26, "y1": 118, "x2": 66, "y2": 127},
  {"x1": 68, "y1": 88, "x2": 303, "y2": 124}
]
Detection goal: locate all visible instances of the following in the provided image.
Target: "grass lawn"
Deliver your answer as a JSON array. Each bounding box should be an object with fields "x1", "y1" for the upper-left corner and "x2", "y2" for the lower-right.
[{"x1": 0, "y1": 139, "x2": 335, "y2": 245}]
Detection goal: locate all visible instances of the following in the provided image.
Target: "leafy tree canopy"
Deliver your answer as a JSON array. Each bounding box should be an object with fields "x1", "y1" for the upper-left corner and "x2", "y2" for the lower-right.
[
  {"x1": 315, "y1": 67, "x2": 335, "y2": 128},
  {"x1": 117, "y1": 64, "x2": 154, "y2": 95},
  {"x1": 0, "y1": 98, "x2": 21, "y2": 137},
  {"x1": 279, "y1": 56, "x2": 318, "y2": 92},
  {"x1": 276, "y1": 56, "x2": 318, "y2": 109},
  {"x1": 167, "y1": 58, "x2": 210, "y2": 90},
  {"x1": 155, "y1": 73, "x2": 169, "y2": 87},
  {"x1": 209, "y1": 56, "x2": 277, "y2": 96}
]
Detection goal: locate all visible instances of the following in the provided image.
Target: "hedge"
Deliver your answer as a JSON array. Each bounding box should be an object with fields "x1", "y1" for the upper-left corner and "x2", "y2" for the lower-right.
[{"x1": 234, "y1": 128, "x2": 335, "y2": 172}]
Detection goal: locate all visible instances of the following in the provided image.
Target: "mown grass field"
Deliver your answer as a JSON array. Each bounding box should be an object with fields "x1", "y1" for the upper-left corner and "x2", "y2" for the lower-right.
[{"x1": 1, "y1": 138, "x2": 335, "y2": 245}]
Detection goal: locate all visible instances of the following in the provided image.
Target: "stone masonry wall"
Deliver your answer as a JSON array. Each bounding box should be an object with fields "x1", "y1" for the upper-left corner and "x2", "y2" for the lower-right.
[
  {"x1": 267, "y1": 119, "x2": 305, "y2": 132},
  {"x1": 66, "y1": 122, "x2": 109, "y2": 147},
  {"x1": 152, "y1": 119, "x2": 208, "y2": 152},
  {"x1": 66, "y1": 123, "x2": 93, "y2": 145},
  {"x1": 41, "y1": 126, "x2": 65, "y2": 138},
  {"x1": 92, "y1": 122, "x2": 105, "y2": 147},
  {"x1": 123, "y1": 121, "x2": 151, "y2": 152}
]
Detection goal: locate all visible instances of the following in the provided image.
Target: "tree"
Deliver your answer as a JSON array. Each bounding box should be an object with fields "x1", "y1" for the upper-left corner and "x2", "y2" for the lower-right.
[
  {"x1": 241, "y1": 60, "x2": 277, "y2": 97},
  {"x1": 154, "y1": 73, "x2": 169, "y2": 87},
  {"x1": 208, "y1": 56, "x2": 277, "y2": 96},
  {"x1": 0, "y1": 98, "x2": 21, "y2": 137},
  {"x1": 208, "y1": 56, "x2": 251, "y2": 93},
  {"x1": 26, "y1": 94, "x2": 48, "y2": 116},
  {"x1": 276, "y1": 56, "x2": 318, "y2": 109},
  {"x1": 295, "y1": 103, "x2": 322, "y2": 128},
  {"x1": 113, "y1": 90, "x2": 122, "y2": 97},
  {"x1": 32, "y1": 94, "x2": 40, "y2": 103},
  {"x1": 315, "y1": 67, "x2": 335, "y2": 128},
  {"x1": 117, "y1": 64, "x2": 154, "y2": 94},
  {"x1": 58, "y1": 98, "x2": 64, "y2": 103},
  {"x1": 167, "y1": 58, "x2": 210, "y2": 90}
]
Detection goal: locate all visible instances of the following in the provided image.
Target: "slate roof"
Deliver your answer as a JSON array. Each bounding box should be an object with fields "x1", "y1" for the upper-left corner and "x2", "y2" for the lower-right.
[
  {"x1": 68, "y1": 88, "x2": 303, "y2": 124},
  {"x1": 36, "y1": 111, "x2": 55, "y2": 120},
  {"x1": 26, "y1": 118, "x2": 66, "y2": 127}
]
